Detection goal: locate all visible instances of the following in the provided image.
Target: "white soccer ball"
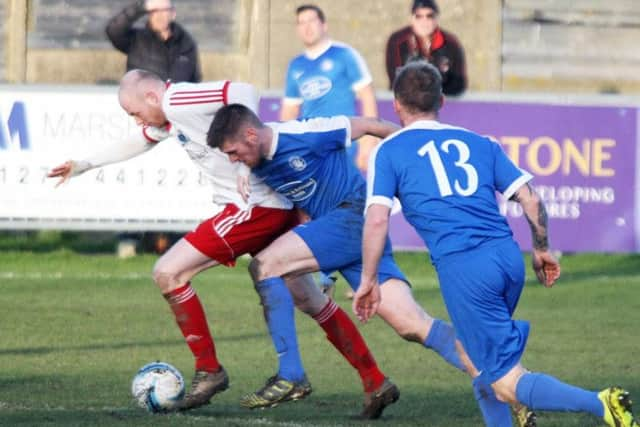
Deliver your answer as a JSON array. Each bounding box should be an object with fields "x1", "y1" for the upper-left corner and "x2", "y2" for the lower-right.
[{"x1": 131, "y1": 361, "x2": 185, "y2": 413}]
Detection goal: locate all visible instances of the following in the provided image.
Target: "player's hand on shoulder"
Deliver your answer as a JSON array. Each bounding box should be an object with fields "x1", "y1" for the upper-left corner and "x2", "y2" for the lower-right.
[{"x1": 532, "y1": 249, "x2": 561, "y2": 288}]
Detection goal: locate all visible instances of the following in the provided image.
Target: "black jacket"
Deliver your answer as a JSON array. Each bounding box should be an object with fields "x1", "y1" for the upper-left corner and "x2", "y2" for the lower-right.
[
  {"x1": 386, "y1": 26, "x2": 467, "y2": 96},
  {"x1": 106, "y1": 1, "x2": 201, "y2": 83}
]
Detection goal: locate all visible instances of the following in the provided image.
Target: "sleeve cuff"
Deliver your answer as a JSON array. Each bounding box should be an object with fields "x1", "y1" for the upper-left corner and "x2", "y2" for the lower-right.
[
  {"x1": 366, "y1": 195, "x2": 394, "y2": 211},
  {"x1": 352, "y1": 77, "x2": 373, "y2": 92},
  {"x1": 502, "y1": 172, "x2": 533, "y2": 200}
]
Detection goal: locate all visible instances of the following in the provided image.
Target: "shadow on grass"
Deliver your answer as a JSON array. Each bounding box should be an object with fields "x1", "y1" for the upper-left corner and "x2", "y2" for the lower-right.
[
  {"x1": 0, "y1": 332, "x2": 265, "y2": 356},
  {"x1": 182, "y1": 389, "x2": 483, "y2": 426},
  {"x1": 0, "y1": 231, "x2": 118, "y2": 254},
  {"x1": 0, "y1": 384, "x2": 611, "y2": 426}
]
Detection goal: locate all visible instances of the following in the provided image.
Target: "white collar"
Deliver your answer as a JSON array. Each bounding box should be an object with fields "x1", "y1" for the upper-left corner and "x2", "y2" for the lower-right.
[
  {"x1": 265, "y1": 124, "x2": 279, "y2": 160},
  {"x1": 304, "y1": 39, "x2": 332, "y2": 60}
]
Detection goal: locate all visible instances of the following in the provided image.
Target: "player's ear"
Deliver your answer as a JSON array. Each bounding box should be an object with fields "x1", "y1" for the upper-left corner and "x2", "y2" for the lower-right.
[
  {"x1": 392, "y1": 98, "x2": 407, "y2": 124},
  {"x1": 245, "y1": 126, "x2": 258, "y2": 144},
  {"x1": 392, "y1": 98, "x2": 401, "y2": 115},
  {"x1": 144, "y1": 91, "x2": 159, "y2": 106}
]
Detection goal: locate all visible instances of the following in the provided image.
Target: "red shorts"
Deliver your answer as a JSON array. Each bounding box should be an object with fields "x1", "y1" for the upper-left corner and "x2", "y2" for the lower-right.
[{"x1": 185, "y1": 204, "x2": 299, "y2": 266}]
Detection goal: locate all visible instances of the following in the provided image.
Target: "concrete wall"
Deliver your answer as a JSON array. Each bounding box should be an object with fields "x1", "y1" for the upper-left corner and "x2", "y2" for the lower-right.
[
  {"x1": 503, "y1": 0, "x2": 640, "y2": 93},
  {"x1": 3, "y1": 0, "x2": 640, "y2": 94},
  {"x1": 2, "y1": 0, "x2": 502, "y2": 92},
  {"x1": 0, "y1": 0, "x2": 5, "y2": 81},
  {"x1": 265, "y1": 0, "x2": 501, "y2": 92}
]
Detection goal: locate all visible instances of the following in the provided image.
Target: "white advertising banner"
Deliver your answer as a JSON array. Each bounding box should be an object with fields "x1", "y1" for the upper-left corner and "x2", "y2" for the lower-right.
[{"x1": 0, "y1": 86, "x2": 217, "y2": 231}]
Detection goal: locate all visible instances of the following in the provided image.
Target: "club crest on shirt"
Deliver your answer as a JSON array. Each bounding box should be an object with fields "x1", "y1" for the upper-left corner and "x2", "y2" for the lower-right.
[
  {"x1": 177, "y1": 132, "x2": 190, "y2": 145},
  {"x1": 320, "y1": 59, "x2": 334, "y2": 72},
  {"x1": 300, "y1": 77, "x2": 332, "y2": 100},
  {"x1": 288, "y1": 156, "x2": 307, "y2": 171}
]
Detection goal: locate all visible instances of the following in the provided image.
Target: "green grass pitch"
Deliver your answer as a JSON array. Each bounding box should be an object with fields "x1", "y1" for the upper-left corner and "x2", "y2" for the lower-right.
[{"x1": 1, "y1": 236, "x2": 639, "y2": 426}]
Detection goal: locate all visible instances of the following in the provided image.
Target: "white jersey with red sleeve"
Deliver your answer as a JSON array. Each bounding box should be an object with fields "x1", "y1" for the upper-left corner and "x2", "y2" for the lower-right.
[{"x1": 159, "y1": 81, "x2": 291, "y2": 210}]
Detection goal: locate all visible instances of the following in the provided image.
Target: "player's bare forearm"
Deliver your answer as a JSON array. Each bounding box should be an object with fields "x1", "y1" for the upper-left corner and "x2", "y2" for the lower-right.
[
  {"x1": 511, "y1": 183, "x2": 549, "y2": 251},
  {"x1": 350, "y1": 117, "x2": 399, "y2": 140},
  {"x1": 511, "y1": 183, "x2": 561, "y2": 286},
  {"x1": 361, "y1": 205, "x2": 390, "y2": 283},
  {"x1": 357, "y1": 84, "x2": 378, "y2": 119},
  {"x1": 356, "y1": 205, "x2": 389, "y2": 322}
]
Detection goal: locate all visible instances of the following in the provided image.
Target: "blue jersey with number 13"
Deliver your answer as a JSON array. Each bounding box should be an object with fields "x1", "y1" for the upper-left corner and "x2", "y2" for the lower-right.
[{"x1": 367, "y1": 120, "x2": 532, "y2": 264}]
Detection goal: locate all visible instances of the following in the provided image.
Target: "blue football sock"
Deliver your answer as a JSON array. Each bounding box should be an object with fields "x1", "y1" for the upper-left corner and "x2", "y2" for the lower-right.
[
  {"x1": 423, "y1": 319, "x2": 466, "y2": 372},
  {"x1": 255, "y1": 277, "x2": 305, "y2": 382},
  {"x1": 473, "y1": 377, "x2": 513, "y2": 427},
  {"x1": 516, "y1": 372, "x2": 603, "y2": 417}
]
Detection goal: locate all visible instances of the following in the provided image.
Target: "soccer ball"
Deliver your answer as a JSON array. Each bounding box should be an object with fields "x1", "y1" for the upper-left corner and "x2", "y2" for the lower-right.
[{"x1": 131, "y1": 361, "x2": 185, "y2": 413}]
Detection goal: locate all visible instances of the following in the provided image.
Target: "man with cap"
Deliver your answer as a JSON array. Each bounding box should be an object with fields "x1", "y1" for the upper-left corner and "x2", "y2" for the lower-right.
[{"x1": 385, "y1": 0, "x2": 467, "y2": 96}]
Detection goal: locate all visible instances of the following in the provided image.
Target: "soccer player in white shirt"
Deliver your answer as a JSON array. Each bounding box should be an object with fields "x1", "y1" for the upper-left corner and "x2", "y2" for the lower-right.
[{"x1": 48, "y1": 69, "x2": 392, "y2": 413}]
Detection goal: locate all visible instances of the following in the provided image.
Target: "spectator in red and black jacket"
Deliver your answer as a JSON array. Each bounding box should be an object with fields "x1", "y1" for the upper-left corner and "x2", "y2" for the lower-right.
[
  {"x1": 385, "y1": 0, "x2": 467, "y2": 96},
  {"x1": 106, "y1": 0, "x2": 201, "y2": 83}
]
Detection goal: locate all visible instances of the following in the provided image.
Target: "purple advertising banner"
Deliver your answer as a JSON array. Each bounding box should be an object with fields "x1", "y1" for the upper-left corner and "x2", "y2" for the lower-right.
[{"x1": 260, "y1": 97, "x2": 639, "y2": 253}]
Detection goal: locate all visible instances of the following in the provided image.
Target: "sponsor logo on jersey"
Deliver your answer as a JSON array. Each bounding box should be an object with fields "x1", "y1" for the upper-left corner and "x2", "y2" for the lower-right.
[
  {"x1": 299, "y1": 77, "x2": 332, "y2": 101},
  {"x1": 276, "y1": 179, "x2": 317, "y2": 202},
  {"x1": 288, "y1": 156, "x2": 307, "y2": 171}
]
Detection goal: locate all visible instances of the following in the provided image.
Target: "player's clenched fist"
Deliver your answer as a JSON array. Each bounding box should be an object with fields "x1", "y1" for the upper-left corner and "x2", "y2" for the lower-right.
[{"x1": 532, "y1": 249, "x2": 561, "y2": 288}]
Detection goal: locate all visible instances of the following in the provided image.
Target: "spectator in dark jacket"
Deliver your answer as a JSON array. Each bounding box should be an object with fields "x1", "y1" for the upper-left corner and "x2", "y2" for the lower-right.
[
  {"x1": 385, "y1": 0, "x2": 466, "y2": 95},
  {"x1": 106, "y1": 0, "x2": 201, "y2": 83}
]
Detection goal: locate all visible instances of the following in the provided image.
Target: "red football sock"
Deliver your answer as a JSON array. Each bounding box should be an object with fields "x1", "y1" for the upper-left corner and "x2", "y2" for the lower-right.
[
  {"x1": 314, "y1": 300, "x2": 385, "y2": 392},
  {"x1": 164, "y1": 283, "x2": 220, "y2": 373}
]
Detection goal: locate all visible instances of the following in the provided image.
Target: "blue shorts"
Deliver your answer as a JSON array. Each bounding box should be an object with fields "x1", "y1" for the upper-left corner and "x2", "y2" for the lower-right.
[
  {"x1": 436, "y1": 238, "x2": 528, "y2": 385},
  {"x1": 293, "y1": 203, "x2": 407, "y2": 290}
]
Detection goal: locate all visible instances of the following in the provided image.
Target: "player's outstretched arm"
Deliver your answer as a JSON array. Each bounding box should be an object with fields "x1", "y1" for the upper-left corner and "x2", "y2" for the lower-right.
[
  {"x1": 510, "y1": 183, "x2": 561, "y2": 287},
  {"x1": 47, "y1": 160, "x2": 92, "y2": 187},
  {"x1": 349, "y1": 117, "x2": 400, "y2": 141},
  {"x1": 46, "y1": 129, "x2": 160, "y2": 187}
]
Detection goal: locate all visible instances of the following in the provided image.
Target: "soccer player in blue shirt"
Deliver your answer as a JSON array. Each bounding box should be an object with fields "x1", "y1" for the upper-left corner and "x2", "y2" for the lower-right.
[
  {"x1": 280, "y1": 4, "x2": 378, "y2": 170},
  {"x1": 357, "y1": 61, "x2": 638, "y2": 427},
  {"x1": 280, "y1": 4, "x2": 380, "y2": 294},
  {"x1": 207, "y1": 106, "x2": 470, "y2": 419}
]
